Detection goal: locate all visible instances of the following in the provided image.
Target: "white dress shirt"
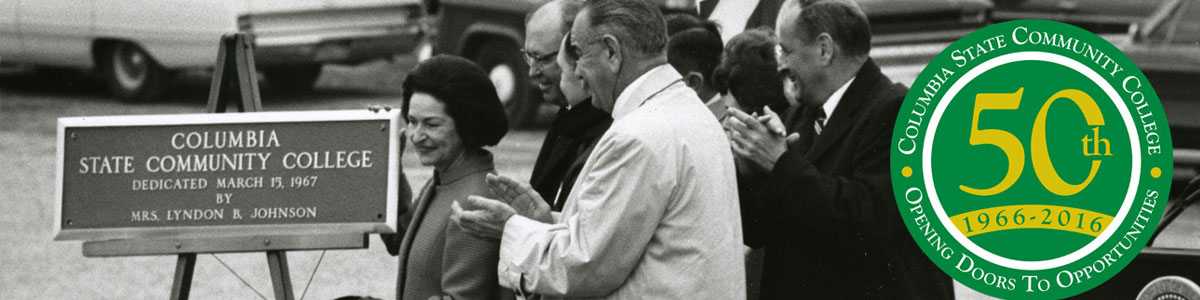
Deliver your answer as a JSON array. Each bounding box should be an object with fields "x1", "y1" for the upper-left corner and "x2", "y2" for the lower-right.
[
  {"x1": 498, "y1": 65, "x2": 746, "y2": 299},
  {"x1": 821, "y1": 76, "x2": 855, "y2": 125}
]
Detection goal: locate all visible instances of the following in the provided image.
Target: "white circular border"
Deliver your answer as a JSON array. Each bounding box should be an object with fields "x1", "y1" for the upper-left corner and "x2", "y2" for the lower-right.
[{"x1": 923, "y1": 51, "x2": 1141, "y2": 271}]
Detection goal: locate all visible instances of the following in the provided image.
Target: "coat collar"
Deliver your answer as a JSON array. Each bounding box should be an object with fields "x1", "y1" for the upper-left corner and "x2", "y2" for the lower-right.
[
  {"x1": 806, "y1": 59, "x2": 886, "y2": 160},
  {"x1": 554, "y1": 100, "x2": 613, "y2": 138},
  {"x1": 611, "y1": 64, "x2": 684, "y2": 121},
  {"x1": 434, "y1": 149, "x2": 495, "y2": 186}
]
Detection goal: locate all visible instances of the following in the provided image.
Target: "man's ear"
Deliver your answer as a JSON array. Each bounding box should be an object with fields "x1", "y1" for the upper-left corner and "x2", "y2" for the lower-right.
[
  {"x1": 816, "y1": 32, "x2": 835, "y2": 66},
  {"x1": 600, "y1": 34, "x2": 622, "y2": 71},
  {"x1": 684, "y1": 71, "x2": 706, "y2": 92}
]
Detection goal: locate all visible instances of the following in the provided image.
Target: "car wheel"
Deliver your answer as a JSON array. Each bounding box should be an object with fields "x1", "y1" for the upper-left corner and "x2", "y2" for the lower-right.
[
  {"x1": 474, "y1": 39, "x2": 539, "y2": 128},
  {"x1": 101, "y1": 42, "x2": 169, "y2": 102},
  {"x1": 264, "y1": 64, "x2": 322, "y2": 92}
]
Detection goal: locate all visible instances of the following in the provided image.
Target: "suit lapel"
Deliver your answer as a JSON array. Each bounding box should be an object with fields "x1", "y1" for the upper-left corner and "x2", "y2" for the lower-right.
[
  {"x1": 806, "y1": 60, "x2": 884, "y2": 161},
  {"x1": 530, "y1": 135, "x2": 573, "y2": 190},
  {"x1": 785, "y1": 104, "x2": 817, "y2": 153}
]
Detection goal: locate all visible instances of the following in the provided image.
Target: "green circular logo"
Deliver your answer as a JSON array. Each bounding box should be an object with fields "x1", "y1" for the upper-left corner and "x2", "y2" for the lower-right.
[{"x1": 891, "y1": 20, "x2": 1172, "y2": 299}]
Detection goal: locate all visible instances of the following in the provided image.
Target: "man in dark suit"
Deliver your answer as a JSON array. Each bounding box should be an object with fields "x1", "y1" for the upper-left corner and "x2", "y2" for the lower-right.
[
  {"x1": 726, "y1": 0, "x2": 952, "y2": 298},
  {"x1": 524, "y1": 0, "x2": 612, "y2": 211}
]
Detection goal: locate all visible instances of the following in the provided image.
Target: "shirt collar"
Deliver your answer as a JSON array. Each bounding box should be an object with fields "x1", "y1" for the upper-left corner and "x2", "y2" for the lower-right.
[
  {"x1": 611, "y1": 64, "x2": 681, "y2": 121},
  {"x1": 706, "y1": 93, "x2": 727, "y2": 120},
  {"x1": 704, "y1": 93, "x2": 723, "y2": 107},
  {"x1": 821, "y1": 76, "x2": 855, "y2": 125}
]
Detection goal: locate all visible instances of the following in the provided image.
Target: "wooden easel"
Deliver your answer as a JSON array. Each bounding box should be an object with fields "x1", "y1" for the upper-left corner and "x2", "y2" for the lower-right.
[
  {"x1": 81, "y1": 33, "x2": 367, "y2": 300},
  {"x1": 208, "y1": 33, "x2": 262, "y2": 114}
]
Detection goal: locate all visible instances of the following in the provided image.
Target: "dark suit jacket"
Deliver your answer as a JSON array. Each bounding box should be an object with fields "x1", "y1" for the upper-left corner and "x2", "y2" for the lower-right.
[
  {"x1": 529, "y1": 101, "x2": 612, "y2": 211},
  {"x1": 381, "y1": 150, "x2": 512, "y2": 300},
  {"x1": 739, "y1": 60, "x2": 952, "y2": 299}
]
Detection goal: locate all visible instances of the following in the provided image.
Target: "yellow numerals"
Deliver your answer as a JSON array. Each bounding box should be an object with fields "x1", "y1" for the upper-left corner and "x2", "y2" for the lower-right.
[
  {"x1": 952, "y1": 205, "x2": 1113, "y2": 237},
  {"x1": 960, "y1": 88, "x2": 1106, "y2": 196}
]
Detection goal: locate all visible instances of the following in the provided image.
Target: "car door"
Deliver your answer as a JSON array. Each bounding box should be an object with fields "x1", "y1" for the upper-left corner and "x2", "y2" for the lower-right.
[
  {"x1": 1156, "y1": 0, "x2": 1200, "y2": 133},
  {"x1": 93, "y1": 0, "x2": 233, "y2": 69},
  {"x1": 18, "y1": 0, "x2": 95, "y2": 68}
]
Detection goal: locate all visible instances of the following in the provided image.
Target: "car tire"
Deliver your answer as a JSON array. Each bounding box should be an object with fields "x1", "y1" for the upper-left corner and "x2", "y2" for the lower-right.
[
  {"x1": 474, "y1": 39, "x2": 539, "y2": 128},
  {"x1": 264, "y1": 64, "x2": 322, "y2": 92},
  {"x1": 100, "y1": 42, "x2": 169, "y2": 102}
]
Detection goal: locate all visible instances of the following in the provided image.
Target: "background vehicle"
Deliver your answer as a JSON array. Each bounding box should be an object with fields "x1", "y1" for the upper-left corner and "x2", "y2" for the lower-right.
[
  {"x1": 0, "y1": 0, "x2": 423, "y2": 102},
  {"x1": 1071, "y1": 1, "x2": 1200, "y2": 297},
  {"x1": 992, "y1": 0, "x2": 1165, "y2": 33},
  {"x1": 857, "y1": 0, "x2": 994, "y2": 45},
  {"x1": 1120, "y1": 0, "x2": 1200, "y2": 150}
]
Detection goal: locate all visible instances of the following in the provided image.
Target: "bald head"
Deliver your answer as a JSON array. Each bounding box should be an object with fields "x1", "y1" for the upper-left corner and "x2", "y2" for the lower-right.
[{"x1": 526, "y1": 0, "x2": 583, "y2": 106}]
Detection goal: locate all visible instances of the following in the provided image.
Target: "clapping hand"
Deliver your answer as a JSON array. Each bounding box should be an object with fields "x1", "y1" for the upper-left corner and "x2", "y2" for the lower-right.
[
  {"x1": 726, "y1": 106, "x2": 799, "y2": 175},
  {"x1": 450, "y1": 174, "x2": 554, "y2": 239},
  {"x1": 485, "y1": 174, "x2": 554, "y2": 223},
  {"x1": 451, "y1": 195, "x2": 515, "y2": 240}
]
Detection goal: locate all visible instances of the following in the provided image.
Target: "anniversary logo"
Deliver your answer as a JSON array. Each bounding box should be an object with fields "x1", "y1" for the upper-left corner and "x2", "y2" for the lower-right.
[{"x1": 891, "y1": 20, "x2": 1172, "y2": 298}]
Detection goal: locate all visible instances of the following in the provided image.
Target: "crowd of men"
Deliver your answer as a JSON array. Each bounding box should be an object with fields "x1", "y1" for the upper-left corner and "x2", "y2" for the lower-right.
[{"x1": 445, "y1": 0, "x2": 954, "y2": 298}]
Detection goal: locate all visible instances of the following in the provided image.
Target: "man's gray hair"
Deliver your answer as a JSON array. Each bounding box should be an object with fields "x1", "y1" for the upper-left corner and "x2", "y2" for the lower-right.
[
  {"x1": 585, "y1": 0, "x2": 668, "y2": 57},
  {"x1": 792, "y1": 0, "x2": 871, "y2": 58}
]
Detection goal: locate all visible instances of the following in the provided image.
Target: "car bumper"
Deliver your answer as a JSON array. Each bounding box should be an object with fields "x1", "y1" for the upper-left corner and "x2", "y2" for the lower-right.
[
  {"x1": 241, "y1": 4, "x2": 423, "y2": 66},
  {"x1": 253, "y1": 29, "x2": 421, "y2": 66}
]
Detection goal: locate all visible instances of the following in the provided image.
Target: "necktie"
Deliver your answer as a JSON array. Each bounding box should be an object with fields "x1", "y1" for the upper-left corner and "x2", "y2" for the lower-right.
[{"x1": 813, "y1": 109, "x2": 827, "y2": 135}]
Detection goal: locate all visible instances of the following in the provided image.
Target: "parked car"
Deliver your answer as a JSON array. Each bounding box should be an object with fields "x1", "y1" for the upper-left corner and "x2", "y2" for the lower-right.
[
  {"x1": 856, "y1": 0, "x2": 994, "y2": 45},
  {"x1": 1074, "y1": 1, "x2": 1200, "y2": 297},
  {"x1": 1119, "y1": 0, "x2": 1200, "y2": 150},
  {"x1": 992, "y1": 0, "x2": 1165, "y2": 33},
  {"x1": 0, "y1": 0, "x2": 424, "y2": 102}
]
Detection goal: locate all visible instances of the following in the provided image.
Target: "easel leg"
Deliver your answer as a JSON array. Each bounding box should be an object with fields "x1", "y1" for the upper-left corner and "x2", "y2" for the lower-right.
[
  {"x1": 266, "y1": 250, "x2": 295, "y2": 300},
  {"x1": 170, "y1": 253, "x2": 197, "y2": 300}
]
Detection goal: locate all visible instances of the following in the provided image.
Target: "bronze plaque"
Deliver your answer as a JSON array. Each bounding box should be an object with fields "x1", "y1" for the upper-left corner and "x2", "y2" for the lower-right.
[{"x1": 55, "y1": 110, "x2": 403, "y2": 241}]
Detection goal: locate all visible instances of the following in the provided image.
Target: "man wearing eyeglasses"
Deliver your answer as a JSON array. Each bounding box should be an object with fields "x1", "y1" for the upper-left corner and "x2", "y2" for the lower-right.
[{"x1": 524, "y1": 0, "x2": 612, "y2": 213}]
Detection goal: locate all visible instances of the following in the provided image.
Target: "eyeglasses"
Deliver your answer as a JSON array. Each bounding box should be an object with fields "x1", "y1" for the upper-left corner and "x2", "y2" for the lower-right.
[{"x1": 521, "y1": 49, "x2": 559, "y2": 68}]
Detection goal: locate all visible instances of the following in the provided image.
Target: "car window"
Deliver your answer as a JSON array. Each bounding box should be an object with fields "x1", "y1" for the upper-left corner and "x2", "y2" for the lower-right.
[{"x1": 1172, "y1": 0, "x2": 1200, "y2": 44}]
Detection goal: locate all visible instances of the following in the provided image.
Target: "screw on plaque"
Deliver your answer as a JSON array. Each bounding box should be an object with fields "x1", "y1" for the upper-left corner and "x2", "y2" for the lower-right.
[
  {"x1": 380, "y1": 124, "x2": 387, "y2": 131},
  {"x1": 66, "y1": 220, "x2": 73, "y2": 226},
  {"x1": 70, "y1": 132, "x2": 77, "y2": 139},
  {"x1": 264, "y1": 239, "x2": 271, "y2": 245},
  {"x1": 175, "y1": 243, "x2": 182, "y2": 249}
]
